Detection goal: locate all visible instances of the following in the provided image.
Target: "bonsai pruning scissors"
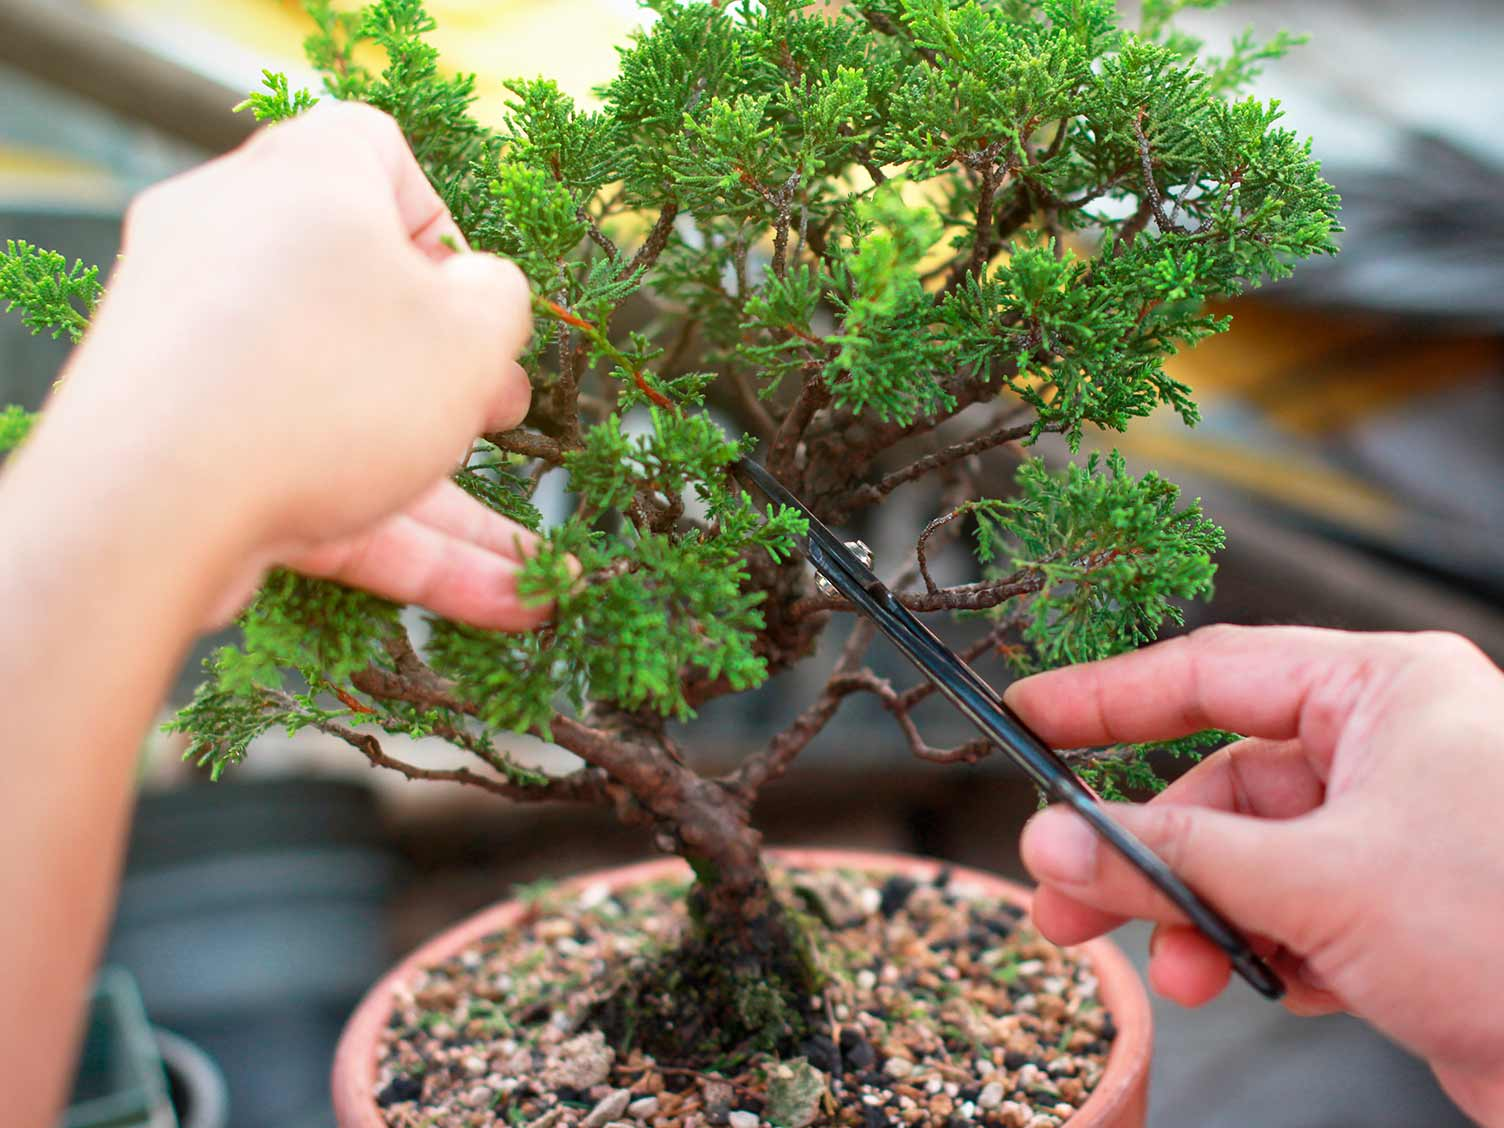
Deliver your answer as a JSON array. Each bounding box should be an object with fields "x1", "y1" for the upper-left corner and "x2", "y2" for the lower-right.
[{"x1": 736, "y1": 456, "x2": 1285, "y2": 1001}]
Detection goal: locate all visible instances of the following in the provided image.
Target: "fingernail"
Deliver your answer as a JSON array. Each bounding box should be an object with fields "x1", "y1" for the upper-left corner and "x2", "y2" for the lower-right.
[{"x1": 1023, "y1": 808, "x2": 1098, "y2": 885}]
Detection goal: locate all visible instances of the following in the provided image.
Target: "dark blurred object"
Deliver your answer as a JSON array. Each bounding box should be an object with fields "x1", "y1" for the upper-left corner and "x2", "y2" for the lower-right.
[
  {"x1": 1278, "y1": 134, "x2": 1504, "y2": 327},
  {"x1": 106, "y1": 780, "x2": 397, "y2": 1128},
  {"x1": 0, "y1": 0, "x2": 252, "y2": 154},
  {"x1": 66, "y1": 969, "x2": 174, "y2": 1128},
  {"x1": 153, "y1": 1030, "x2": 228, "y2": 1128}
]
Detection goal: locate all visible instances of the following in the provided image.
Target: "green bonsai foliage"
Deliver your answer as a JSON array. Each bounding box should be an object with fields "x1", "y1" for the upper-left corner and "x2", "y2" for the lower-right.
[{"x1": 0, "y1": 0, "x2": 1338, "y2": 1065}]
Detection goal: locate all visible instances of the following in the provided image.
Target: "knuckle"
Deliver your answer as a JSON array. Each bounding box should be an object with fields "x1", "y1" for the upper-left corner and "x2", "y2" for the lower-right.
[
  {"x1": 1184, "y1": 622, "x2": 1245, "y2": 650},
  {"x1": 1410, "y1": 630, "x2": 1487, "y2": 669},
  {"x1": 123, "y1": 180, "x2": 175, "y2": 237},
  {"x1": 311, "y1": 102, "x2": 406, "y2": 157},
  {"x1": 1302, "y1": 657, "x2": 1375, "y2": 743},
  {"x1": 1146, "y1": 804, "x2": 1200, "y2": 874}
]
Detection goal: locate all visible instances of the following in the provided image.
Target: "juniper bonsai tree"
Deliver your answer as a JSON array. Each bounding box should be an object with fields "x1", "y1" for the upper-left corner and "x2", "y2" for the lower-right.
[{"x1": 0, "y1": 0, "x2": 1337, "y2": 1064}]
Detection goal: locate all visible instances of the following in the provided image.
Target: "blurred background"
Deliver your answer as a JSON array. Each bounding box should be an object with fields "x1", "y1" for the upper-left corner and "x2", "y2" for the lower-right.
[{"x1": 2, "y1": 1, "x2": 1502, "y2": 1125}]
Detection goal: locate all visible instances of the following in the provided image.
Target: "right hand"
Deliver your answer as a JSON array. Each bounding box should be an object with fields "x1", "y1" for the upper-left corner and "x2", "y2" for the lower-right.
[{"x1": 1004, "y1": 626, "x2": 1504, "y2": 1124}]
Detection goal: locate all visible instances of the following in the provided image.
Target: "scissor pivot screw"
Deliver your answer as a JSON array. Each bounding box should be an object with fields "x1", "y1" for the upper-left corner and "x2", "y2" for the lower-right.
[{"x1": 814, "y1": 540, "x2": 873, "y2": 597}]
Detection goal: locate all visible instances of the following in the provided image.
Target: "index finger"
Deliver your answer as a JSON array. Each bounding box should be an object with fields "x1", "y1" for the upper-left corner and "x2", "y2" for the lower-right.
[{"x1": 1001, "y1": 624, "x2": 1404, "y2": 752}]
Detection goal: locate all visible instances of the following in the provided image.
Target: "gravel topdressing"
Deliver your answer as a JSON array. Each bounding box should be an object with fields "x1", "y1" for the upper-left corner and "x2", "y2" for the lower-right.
[{"x1": 374, "y1": 865, "x2": 1115, "y2": 1128}]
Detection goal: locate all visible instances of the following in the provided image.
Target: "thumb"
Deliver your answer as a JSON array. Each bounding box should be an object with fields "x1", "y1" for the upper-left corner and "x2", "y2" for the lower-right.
[
  {"x1": 433, "y1": 253, "x2": 535, "y2": 431},
  {"x1": 1022, "y1": 801, "x2": 1348, "y2": 953}
]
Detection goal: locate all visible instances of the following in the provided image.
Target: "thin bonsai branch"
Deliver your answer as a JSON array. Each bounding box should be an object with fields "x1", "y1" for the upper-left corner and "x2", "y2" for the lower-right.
[
  {"x1": 801, "y1": 357, "x2": 1019, "y2": 517},
  {"x1": 767, "y1": 366, "x2": 833, "y2": 482},
  {"x1": 624, "y1": 201, "x2": 681, "y2": 279},
  {"x1": 844, "y1": 412, "x2": 1056, "y2": 513},
  {"x1": 770, "y1": 172, "x2": 801, "y2": 279},
  {"x1": 484, "y1": 427, "x2": 569, "y2": 464},
  {"x1": 915, "y1": 506, "x2": 971, "y2": 595},
  {"x1": 737, "y1": 602, "x2": 1031, "y2": 797},
  {"x1": 1134, "y1": 108, "x2": 1186, "y2": 236},
  {"x1": 727, "y1": 367, "x2": 780, "y2": 444},
  {"x1": 790, "y1": 569, "x2": 1044, "y2": 619},
  {"x1": 958, "y1": 148, "x2": 1006, "y2": 284},
  {"x1": 267, "y1": 689, "x2": 609, "y2": 804},
  {"x1": 579, "y1": 207, "x2": 620, "y2": 258}
]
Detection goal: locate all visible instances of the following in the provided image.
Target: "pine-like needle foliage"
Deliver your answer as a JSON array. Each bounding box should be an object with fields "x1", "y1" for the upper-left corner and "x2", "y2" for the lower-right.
[
  {"x1": 0, "y1": 240, "x2": 102, "y2": 344},
  {"x1": 2, "y1": 0, "x2": 1340, "y2": 802}
]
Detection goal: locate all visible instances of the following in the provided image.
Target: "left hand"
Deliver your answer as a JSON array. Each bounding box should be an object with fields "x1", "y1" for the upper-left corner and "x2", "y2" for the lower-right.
[{"x1": 47, "y1": 102, "x2": 548, "y2": 631}]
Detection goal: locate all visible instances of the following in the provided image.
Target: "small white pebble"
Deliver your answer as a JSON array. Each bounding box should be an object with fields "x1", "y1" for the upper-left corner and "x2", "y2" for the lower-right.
[
  {"x1": 578, "y1": 882, "x2": 611, "y2": 910},
  {"x1": 1054, "y1": 1102, "x2": 1076, "y2": 1118},
  {"x1": 728, "y1": 1112, "x2": 760, "y2": 1128},
  {"x1": 856, "y1": 969, "x2": 877, "y2": 993},
  {"x1": 628, "y1": 1096, "x2": 660, "y2": 1119},
  {"x1": 1015, "y1": 960, "x2": 1044, "y2": 976},
  {"x1": 943, "y1": 1082, "x2": 959, "y2": 1097},
  {"x1": 859, "y1": 887, "x2": 882, "y2": 916},
  {"x1": 884, "y1": 1057, "x2": 914, "y2": 1080},
  {"x1": 462, "y1": 1056, "x2": 486, "y2": 1077},
  {"x1": 960, "y1": 1102, "x2": 977, "y2": 1119},
  {"x1": 976, "y1": 1059, "x2": 995, "y2": 1076},
  {"x1": 879, "y1": 965, "x2": 900, "y2": 985},
  {"x1": 925, "y1": 1078, "x2": 942, "y2": 1094},
  {"x1": 582, "y1": 1089, "x2": 631, "y2": 1128},
  {"x1": 462, "y1": 1085, "x2": 493, "y2": 1109},
  {"x1": 834, "y1": 1005, "x2": 850, "y2": 1021},
  {"x1": 978, "y1": 1081, "x2": 1005, "y2": 1109},
  {"x1": 1041, "y1": 977, "x2": 1066, "y2": 995},
  {"x1": 1014, "y1": 994, "x2": 1039, "y2": 1013}
]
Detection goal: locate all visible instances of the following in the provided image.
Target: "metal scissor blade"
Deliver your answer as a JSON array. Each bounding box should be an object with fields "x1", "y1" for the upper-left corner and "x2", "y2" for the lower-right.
[{"x1": 736, "y1": 456, "x2": 1285, "y2": 1001}]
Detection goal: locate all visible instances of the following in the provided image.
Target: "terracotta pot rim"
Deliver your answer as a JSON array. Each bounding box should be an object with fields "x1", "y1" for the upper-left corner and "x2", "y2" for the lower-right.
[{"x1": 332, "y1": 847, "x2": 1151, "y2": 1127}]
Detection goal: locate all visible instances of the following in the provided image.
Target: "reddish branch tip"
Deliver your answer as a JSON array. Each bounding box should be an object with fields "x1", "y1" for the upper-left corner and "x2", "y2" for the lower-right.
[
  {"x1": 545, "y1": 300, "x2": 595, "y2": 331},
  {"x1": 332, "y1": 685, "x2": 376, "y2": 715},
  {"x1": 633, "y1": 370, "x2": 679, "y2": 414}
]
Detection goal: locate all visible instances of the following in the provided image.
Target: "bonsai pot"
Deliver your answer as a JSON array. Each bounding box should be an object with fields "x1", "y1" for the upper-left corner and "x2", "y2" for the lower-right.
[{"x1": 332, "y1": 848, "x2": 1151, "y2": 1127}]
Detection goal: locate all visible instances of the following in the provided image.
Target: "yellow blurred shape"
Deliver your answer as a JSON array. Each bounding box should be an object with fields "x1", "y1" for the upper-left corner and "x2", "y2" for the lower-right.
[
  {"x1": 0, "y1": 144, "x2": 121, "y2": 208},
  {"x1": 1165, "y1": 300, "x2": 1502, "y2": 435},
  {"x1": 1107, "y1": 424, "x2": 1402, "y2": 536},
  {"x1": 88, "y1": 0, "x2": 642, "y2": 113}
]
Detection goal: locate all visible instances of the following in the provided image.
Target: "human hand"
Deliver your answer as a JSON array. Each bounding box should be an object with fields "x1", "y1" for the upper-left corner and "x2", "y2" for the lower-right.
[
  {"x1": 1005, "y1": 626, "x2": 1504, "y2": 1123},
  {"x1": 37, "y1": 103, "x2": 544, "y2": 630}
]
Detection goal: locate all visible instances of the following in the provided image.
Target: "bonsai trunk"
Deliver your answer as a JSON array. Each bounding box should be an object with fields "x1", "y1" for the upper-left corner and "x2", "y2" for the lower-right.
[{"x1": 591, "y1": 769, "x2": 822, "y2": 1066}]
